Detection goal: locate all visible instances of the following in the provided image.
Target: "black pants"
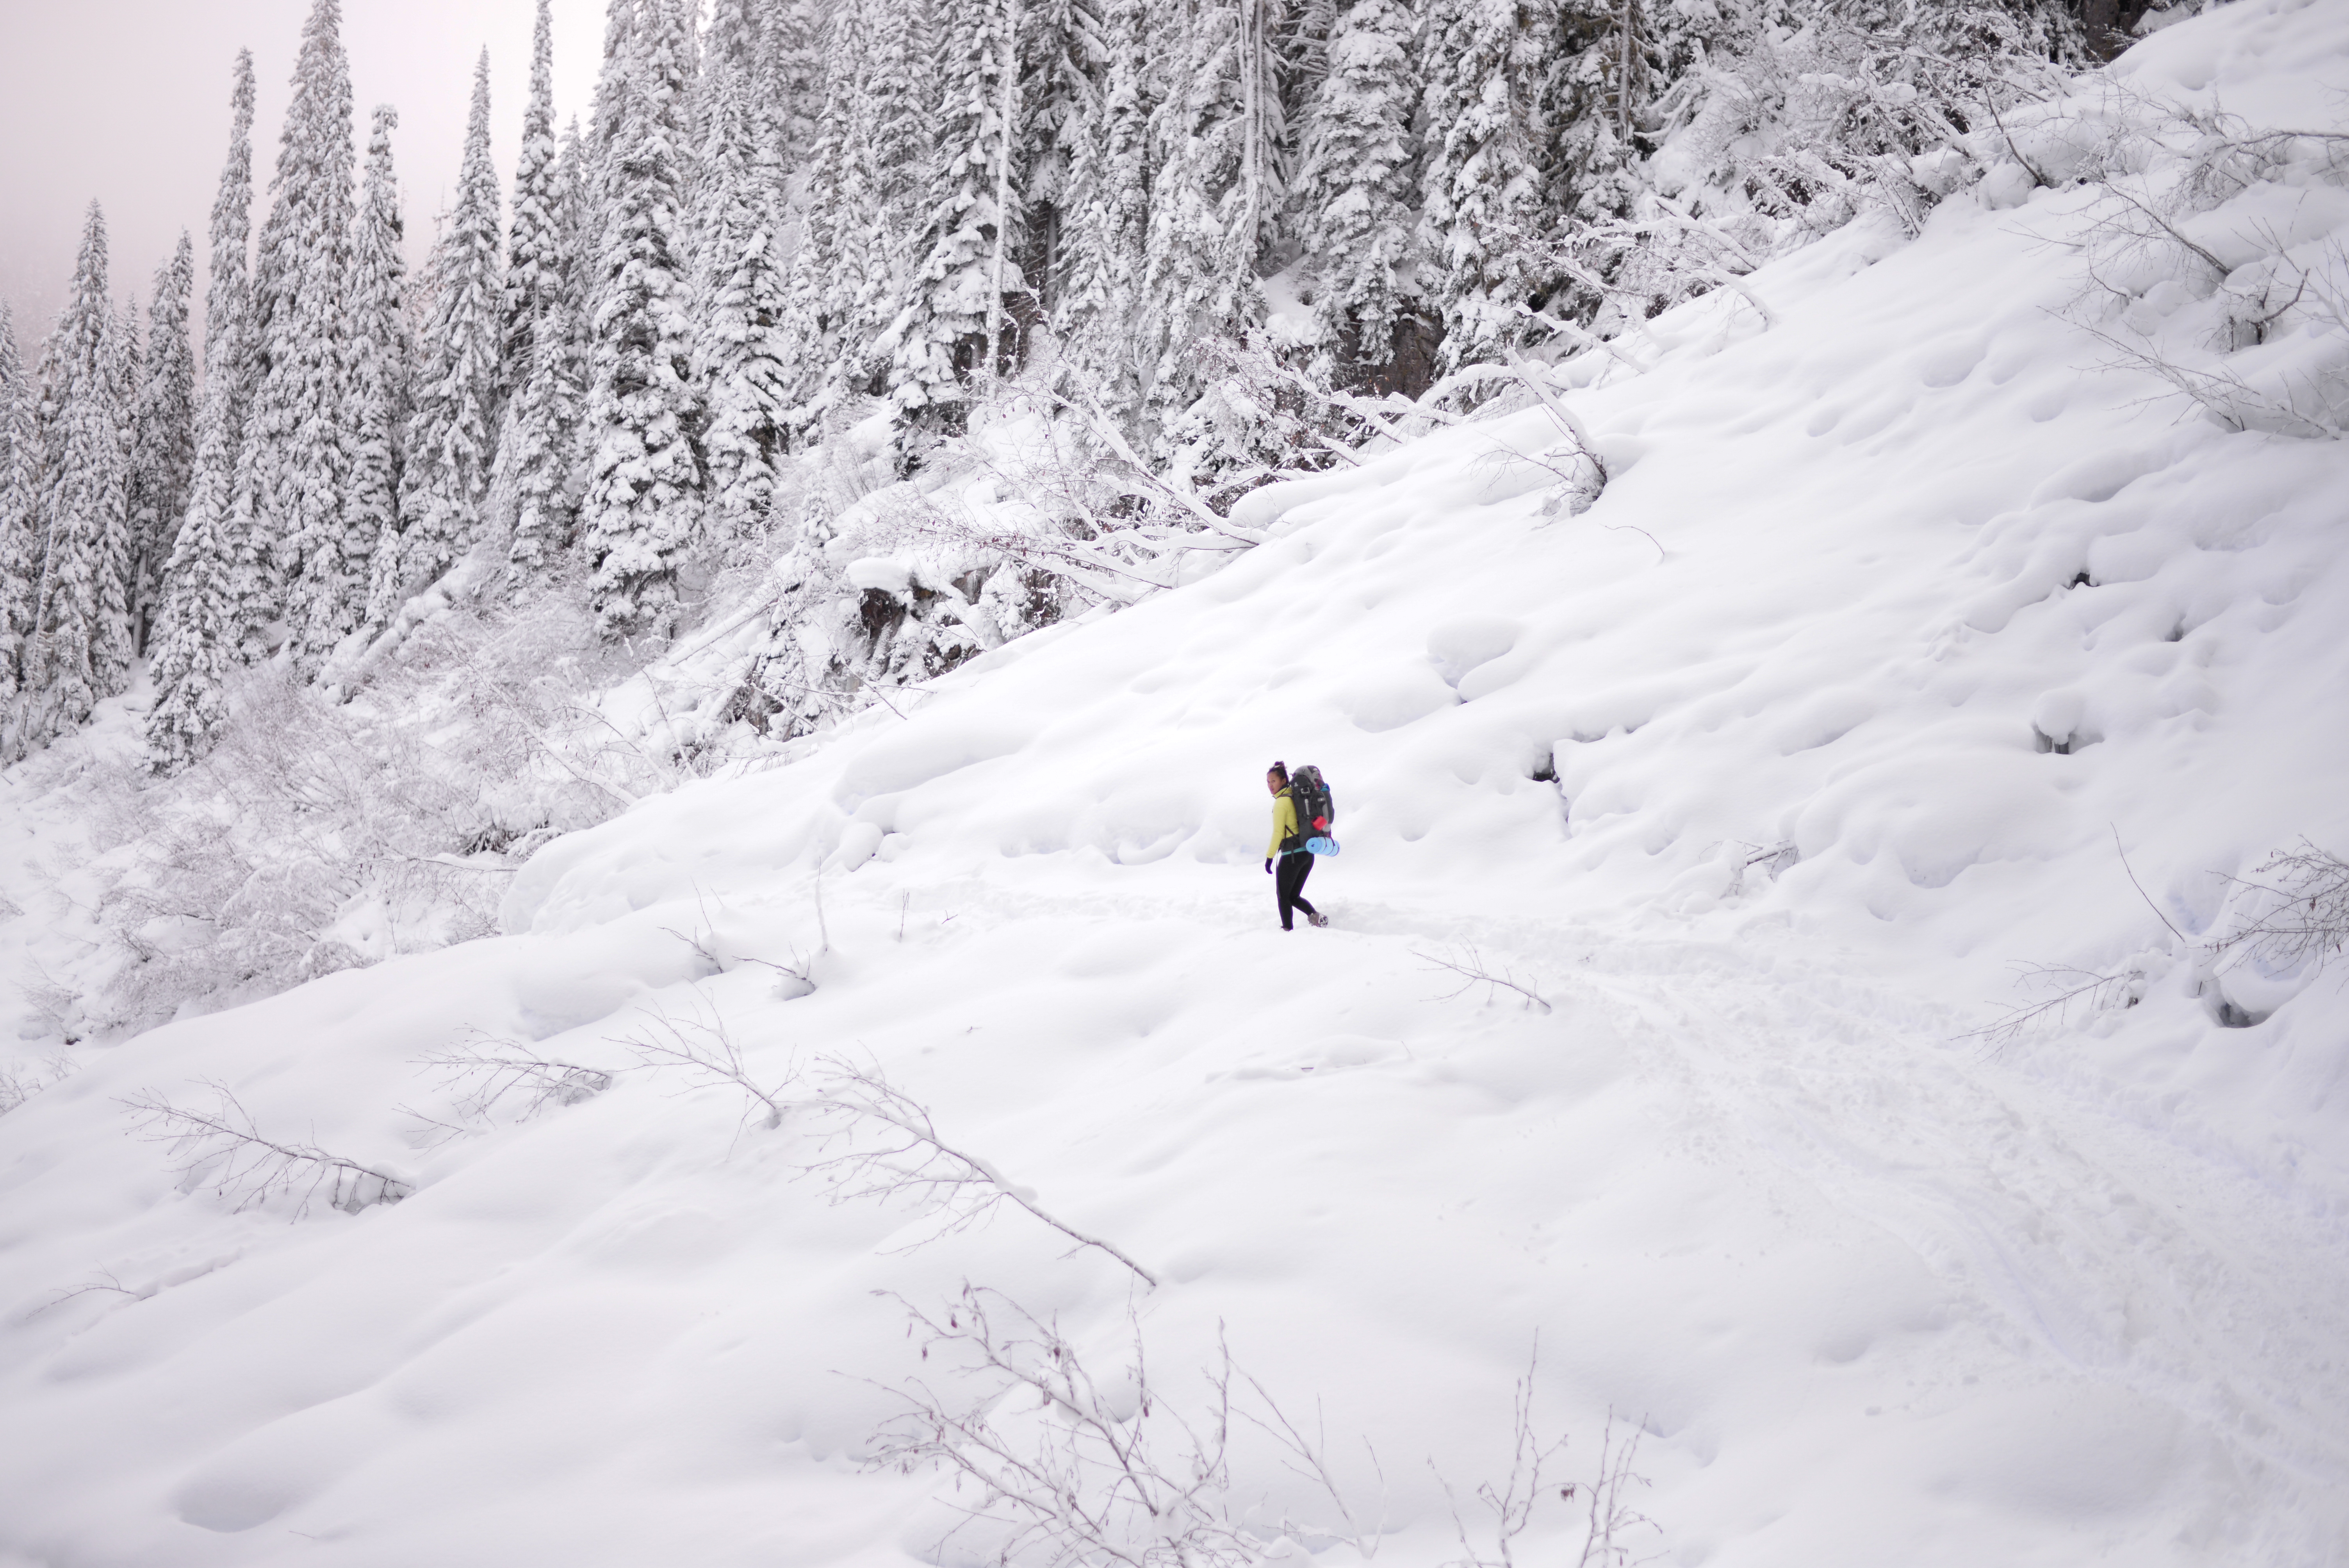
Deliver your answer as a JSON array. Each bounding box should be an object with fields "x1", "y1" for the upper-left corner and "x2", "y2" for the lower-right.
[{"x1": 1275, "y1": 852, "x2": 1318, "y2": 930}]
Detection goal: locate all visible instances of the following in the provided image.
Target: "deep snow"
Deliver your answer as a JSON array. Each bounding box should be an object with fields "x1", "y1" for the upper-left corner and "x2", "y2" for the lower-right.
[{"x1": 5, "y1": 4, "x2": 2349, "y2": 1565}]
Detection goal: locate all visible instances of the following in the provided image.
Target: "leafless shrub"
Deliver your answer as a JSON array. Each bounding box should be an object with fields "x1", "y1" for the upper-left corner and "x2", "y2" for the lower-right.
[
  {"x1": 1435, "y1": 1362, "x2": 1656, "y2": 1568},
  {"x1": 866, "y1": 1287, "x2": 1378, "y2": 1568},
  {"x1": 2216, "y1": 840, "x2": 2349, "y2": 973},
  {"x1": 0, "y1": 1054, "x2": 73, "y2": 1117},
  {"x1": 1420, "y1": 948, "x2": 1554, "y2": 1015},
  {"x1": 414, "y1": 1029, "x2": 617, "y2": 1123},
  {"x1": 620, "y1": 1002, "x2": 798, "y2": 1134},
  {"x1": 120, "y1": 1081, "x2": 412, "y2": 1216},
  {"x1": 799, "y1": 1054, "x2": 1158, "y2": 1286}
]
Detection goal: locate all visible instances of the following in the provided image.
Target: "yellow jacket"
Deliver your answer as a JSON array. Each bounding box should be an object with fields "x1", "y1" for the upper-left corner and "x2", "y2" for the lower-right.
[{"x1": 1267, "y1": 788, "x2": 1301, "y2": 859}]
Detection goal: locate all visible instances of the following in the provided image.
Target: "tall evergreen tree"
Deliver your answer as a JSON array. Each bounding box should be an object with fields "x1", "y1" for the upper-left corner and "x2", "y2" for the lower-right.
[
  {"x1": 508, "y1": 118, "x2": 591, "y2": 581},
  {"x1": 0, "y1": 302, "x2": 38, "y2": 709},
  {"x1": 395, "y1": 51, "x2": 505, "y2": 603},
  {"x1": 1294, "y1": 0, "x2": 1422, "y2": 380},
  {"x1": 695, "y1": 0, "x2": 791, "y2": 534},
  {"x1": 93, "y1": 296, "x2": 141, "y2": 696},
  {"x1": 505, "y1": 0, "x2": 563, "y2": 396},
  {"x1": 1142, "y1": 0, "x2": 1289, "y2": 434},
  {"x1": 1057, "y1": 0, "x2": 1153, "y2": 422},
  {"x1": 348, "y1": 104, "x2": 412, "y2": 636},
  {"x1": 582, "y1": 0, "x2": 704, "y2": 637},
  {"x1": 1416, "y1": 0, "x2": 1556, "y2": 372},
  {"x1": 777, "y1": 0, "x2": 877, "y2": 434},
  {"x1": 130, "y1": 233, "x2": 197, "y2": 651},
  {"x1": 244, "y1": 0, "x2": 357, "y2": 661},
  {"x1": 143, "y1": 441, "x2": 235, "y2": 773},
  {"x1": 27, "y1": 204, "x2": 127, "y2": 738},
  {"x1": 144, "y1": 50, "x2": 260, "y2": 769},
  {"x1": 883, "y1": 0, "x2": 1021, "y2": 420}
]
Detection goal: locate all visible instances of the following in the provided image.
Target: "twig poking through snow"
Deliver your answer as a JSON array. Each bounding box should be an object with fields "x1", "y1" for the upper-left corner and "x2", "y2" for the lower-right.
[{"x1": 1420, "y1": 948, "x2": 1554, "y2": 1014}]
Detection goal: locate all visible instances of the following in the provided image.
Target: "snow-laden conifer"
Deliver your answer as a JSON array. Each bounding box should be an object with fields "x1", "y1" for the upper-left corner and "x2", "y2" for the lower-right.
[
  {"x1": 882, "y1": 0, "x2": 1019, "y2": 421},
  {"x1": 1143, "y1": 0, "x2": 1287, "y2": 434},
  {"x1": 394, "y1": 52, "x2": 505, "y2": 606},
  {"x1": 244, "y1": 0, "x2": 357, "y2": 661},
  {"x1": 1417, "y1": 0, "x2": 1554, "y2": 372},
  {"x1": 143, "y1": 52, "x2": 260, "y2": 768},
  {"x1": 776, "y1": 0, "x2": 876, "y2": 435},
  {"x1": 693, "y1": 0, "x2": 790, "y2": 535},
  {"x1": 1294, "y1": 0, "x2": 1421, "y2": 381},
  {"x1": 346, "y1": 105, "x2": 411, "y2": 636},
  {"x1": 0, "y1": 302, "x2": 38, "y2": 708},
  {"x1": 142, "y1": 424, "x2": 236, "y2": 773},
  {"x1": 26, "y1": 204, "x2": 127, "y2": 739},
  {"x1": 582, "y1": 0, "x2": 704, "y2": 638},
  {"x1": 1057, "y1": 0, "x2": 1153, "y2": 423},
  {"x1": 130, "y1": 234, "x2": 197, "y2": 651},
  {"x1": 92, "y1": 296, "x2": 142, "y2": 697},
  {"x1": 505, "y1": 0, "x2": 563, "y2": 397},
  {"x1": 508, "y1": 119, "x2": 591, "y2": 582}
]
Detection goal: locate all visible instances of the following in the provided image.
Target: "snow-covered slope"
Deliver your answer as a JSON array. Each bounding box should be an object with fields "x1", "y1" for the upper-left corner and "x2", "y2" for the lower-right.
[{"x1": 7, "y1": 6, "x2": 2349, "y2": 1565}]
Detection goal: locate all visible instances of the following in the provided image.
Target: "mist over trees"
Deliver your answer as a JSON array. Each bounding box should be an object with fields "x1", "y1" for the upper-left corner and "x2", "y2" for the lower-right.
[{"x1": 0, "y1": 0, "x2": 2132, "y2": 772}]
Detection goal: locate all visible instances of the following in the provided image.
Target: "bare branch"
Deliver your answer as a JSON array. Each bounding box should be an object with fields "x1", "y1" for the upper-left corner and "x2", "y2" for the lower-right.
[
  {"x1": 1419, "y1": 948, "x2": 1554, "y2": 1014},
  {"x1": 119, "y1": 1081, "x2": 412, "y2": 1216},
  {"x1": 801, "y1": 1055, "x2": 1159, "y2": 1287}
]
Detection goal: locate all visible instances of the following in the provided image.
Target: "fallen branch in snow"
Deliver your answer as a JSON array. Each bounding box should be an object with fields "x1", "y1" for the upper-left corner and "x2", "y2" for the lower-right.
[
  {"x1": 801, "y1": 1055, "x2": 1158, "y2": 1288},
  {"x1": 613, "y1": 1002, "x2": 1155, "y2": 1285},
  {"x1": 414, "y1": 1030, "x2": 618, "y2": 1123},
  {"x1": 865, "y1": 1287, "x2": 1380, "y2": 1566},
  {"x1": 1961, "y1": 962, "x2": 2139, "y2": 1045},
  {"x1": 620, "y1": 1003, "x2": 798, "y2": 1134},
  {"x1": 1420, "y1": 948, "x2": 1554, "y2": 1014},
  {"x1": 119, "y1": 1081, "x2": 412, "y2": 1216}
]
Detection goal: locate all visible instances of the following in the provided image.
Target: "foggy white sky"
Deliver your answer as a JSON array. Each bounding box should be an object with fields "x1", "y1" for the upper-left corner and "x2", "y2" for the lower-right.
[{"x1": 0, "y1": 0, "x2": 610, "y2": 357}]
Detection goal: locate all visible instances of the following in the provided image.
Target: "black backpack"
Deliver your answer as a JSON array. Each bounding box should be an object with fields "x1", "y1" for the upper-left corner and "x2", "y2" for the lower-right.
[{"x1": 1290, "y1": 764, "x2": 1336, "y2": 845}]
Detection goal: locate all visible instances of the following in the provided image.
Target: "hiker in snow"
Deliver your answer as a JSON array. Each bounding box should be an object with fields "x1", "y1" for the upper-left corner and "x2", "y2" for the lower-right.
[{"x1": 1265, "y1": 761, "x2": 1330, "y2": 931}]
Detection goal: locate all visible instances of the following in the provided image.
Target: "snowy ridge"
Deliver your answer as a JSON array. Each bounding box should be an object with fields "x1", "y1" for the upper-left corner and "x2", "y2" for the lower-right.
[{"x1": 5, "y1": 5, "x2": 2349, "y2": 1565}]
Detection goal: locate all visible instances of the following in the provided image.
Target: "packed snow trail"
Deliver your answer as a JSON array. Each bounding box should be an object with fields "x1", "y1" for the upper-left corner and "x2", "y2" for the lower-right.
[{"x1": 6, "y1": 4, "x2": 2349, "y2": 1564}]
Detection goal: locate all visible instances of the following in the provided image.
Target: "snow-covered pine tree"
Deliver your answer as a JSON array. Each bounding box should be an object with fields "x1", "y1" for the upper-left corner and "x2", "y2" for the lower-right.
[
  {"x1": 1293, "y1": 0, "x2": 1424, "y2": 387},
  {"x1": 1057, "y1": 0, "x2": 1153, "y2": 424},
  {"x1": 347, "y1": 104, "x2": 412, "y2": 636},
  {"x1": 848, "y1": 0, "x2": 942, "y2": 389},
  {"x1": 882, "y1": 0, "x2": 1021, "y2": 423},
  {"x1": 393, "y1": 50, "x2": 504, "y2": 611},
  {"x1": 1013, "y1": 0, "x2": 1101, "y2": 329},
  {"x1": 142, "y1": 51, "x2": 260, "y2": 768},
  {"x1": 91, "y1": 296, "x2": 142, "y2": 697},
  {"x1": 776, "y1": 0, "x2": 876, "y2": 436},
  {"x1": 508, "y1": 119, "x2": 591, "y2": 582},
  {"x1": 505, "y1": 0, "x2": 563, "y2": 401},
  {"x1": 142, "y1": 424, "x2": 236, "y2": 773},
  {"x1": 243, "y1": 0, "x2": 358, "y2": 665},
  {"x1": 25, "y1": 204, "x2": 127, "y2": 740},
  {"x1": 1417, "y1": 0, "x2": 1558, "y2": 374},
  {"x1": 0, "y1": 302, "x2": 37, "y2": 709},
  {"x1": 765, "y1": 0, "x2": 829, "y2": 174},
  {"x1": 693, "y1": 0, "x2": 790, "y2": 536},
  {"x1": 129, "y1": 233, "x2": 197, "y2": 652},
  {"x1": 582, "y1": 0, "x2": 704, "y2": 637},
  {"x1": 1142, "y1": 0, "x2": 1289, "y2": 437}
]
